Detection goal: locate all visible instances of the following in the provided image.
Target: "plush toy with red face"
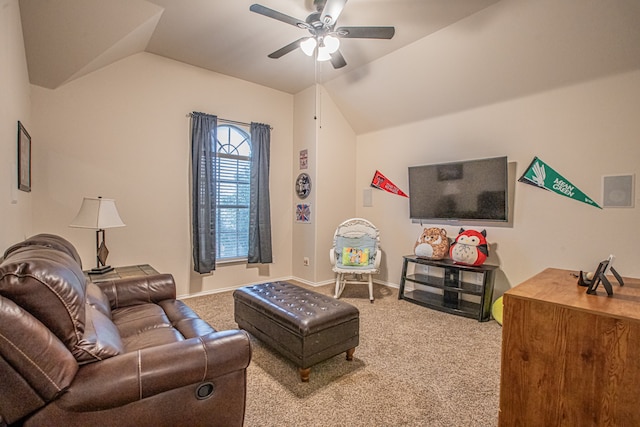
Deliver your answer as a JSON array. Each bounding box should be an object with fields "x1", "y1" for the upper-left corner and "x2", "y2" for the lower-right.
[{"x1": 449, "y1": 228, "x2": 489, "y2": 266}]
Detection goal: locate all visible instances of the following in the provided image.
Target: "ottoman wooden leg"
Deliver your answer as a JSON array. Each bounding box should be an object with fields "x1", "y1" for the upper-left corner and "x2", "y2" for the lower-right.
[
  {"x1": 299, "y1": 367, "x2": 311, "y2": 382},
  {"x1": 346, "y1": 347, "x2": 355, "y2": 361}
]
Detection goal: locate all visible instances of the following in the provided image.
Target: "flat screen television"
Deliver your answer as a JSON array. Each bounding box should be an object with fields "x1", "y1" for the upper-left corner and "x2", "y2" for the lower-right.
[{"x1": 408, "y1": 156, "x2": 508, "y2": 222}]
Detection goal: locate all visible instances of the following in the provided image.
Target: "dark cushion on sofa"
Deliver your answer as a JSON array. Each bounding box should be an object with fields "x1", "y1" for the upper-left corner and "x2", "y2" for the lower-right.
[
  {"x1": 3, "y1": 233, "x2": 83, "y2": 267},
  {"x1": 86, "y1": 282, "x2": 112, "y2": 317},
  {"x1": 0, "y1": 294, "x2": 78, "y2": 399},
  {"x1": 0, "y1": 243, "x2": 128, "y2": 364},
  {"x1": 76, "y1": 303, "x2": 124, "y2": 364},
  {"x1": 0, "y1": 246, "x2": 87, "y2": 352}
]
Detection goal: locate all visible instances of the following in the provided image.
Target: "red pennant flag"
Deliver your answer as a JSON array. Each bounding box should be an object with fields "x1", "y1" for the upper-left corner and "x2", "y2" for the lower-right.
[{"x1": 371, "y1": 170, "x2": 408, "y2": 197}]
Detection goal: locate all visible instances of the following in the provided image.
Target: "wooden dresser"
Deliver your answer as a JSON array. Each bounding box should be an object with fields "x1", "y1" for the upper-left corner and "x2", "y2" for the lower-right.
[{"x1": 498, "y1": 268, "x2": 640, "y2": 426}]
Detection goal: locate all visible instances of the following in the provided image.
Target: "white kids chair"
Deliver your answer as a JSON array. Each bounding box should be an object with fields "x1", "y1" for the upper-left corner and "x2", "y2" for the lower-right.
[{"x1": 329, "y1": 218, "x2": 381, "y2": 303}]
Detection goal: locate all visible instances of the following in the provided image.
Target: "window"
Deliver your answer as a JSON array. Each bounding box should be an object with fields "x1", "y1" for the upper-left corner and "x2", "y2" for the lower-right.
[{"x1": 215, "y1": 124, "x2": 251, "y2": 261}]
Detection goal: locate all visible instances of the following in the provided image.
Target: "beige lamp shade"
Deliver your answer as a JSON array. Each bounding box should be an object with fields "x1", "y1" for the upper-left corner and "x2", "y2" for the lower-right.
[{"x1": 70, "y1": 197, "x2": 125, "y2": 229}]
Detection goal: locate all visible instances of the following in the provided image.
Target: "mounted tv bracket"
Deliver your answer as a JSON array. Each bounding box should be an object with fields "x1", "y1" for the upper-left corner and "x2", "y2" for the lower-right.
[{"x1": 577, "y1": 255, "x2": 624, "y2": 296}]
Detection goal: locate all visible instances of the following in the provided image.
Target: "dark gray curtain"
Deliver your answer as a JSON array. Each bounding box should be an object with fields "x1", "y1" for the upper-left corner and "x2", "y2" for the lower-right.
[
  {"x1": 248, "y1": 122, "x2": 272, "y2": 264},
  {"x1": 191, "y1": 112, "x2": 217, "y2": 273}
]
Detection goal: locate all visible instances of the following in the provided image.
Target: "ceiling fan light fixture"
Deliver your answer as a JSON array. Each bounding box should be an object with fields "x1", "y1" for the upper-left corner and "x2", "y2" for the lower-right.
[
  {"x1": 316, "y1": 47, "x2": 331, "y2": 61},
  {"x1": 323, "y1": 35, "x2": 340, "y2": 54},
  {"x1": 300, "y1": 37, "x2": 317, "y2": 56}
]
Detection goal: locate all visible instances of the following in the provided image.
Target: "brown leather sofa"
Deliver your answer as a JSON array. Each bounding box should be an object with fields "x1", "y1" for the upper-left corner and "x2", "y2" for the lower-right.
[{"x1": 0, "y1": 234, "x2": 251, "y2": 427}]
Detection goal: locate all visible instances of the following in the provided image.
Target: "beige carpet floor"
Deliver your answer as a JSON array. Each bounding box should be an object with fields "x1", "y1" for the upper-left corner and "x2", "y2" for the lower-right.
[{"x1": 184, "y1": 281, "x2": 503, "y2": 427}]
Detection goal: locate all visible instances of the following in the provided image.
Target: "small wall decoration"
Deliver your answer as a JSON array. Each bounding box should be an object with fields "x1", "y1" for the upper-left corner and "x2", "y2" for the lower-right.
[
  {"x1": 449, "y1": 228, "x2": 489, "y2": 266},
  {"x1": 17, "y1": 121, "x2": 31, "y2": 192},
  {"x1": 370, "y1": 170, "x2": 408, "y2": 197},
  {"x1": 519, "y1": 156, "x2": 601, "y2": 209},
  {"x1": 299, "y1": 149, "x2": 308, "y2": 169},
  {"x1": 295, "y1": 172, "x2": 311, "y2": 199},
  {"x1": 295, "y1": 203, "x2": 311, "y2": 223}
]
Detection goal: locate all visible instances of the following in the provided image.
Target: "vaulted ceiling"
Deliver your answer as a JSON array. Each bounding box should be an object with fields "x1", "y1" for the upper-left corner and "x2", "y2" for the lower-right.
[
  {"x1": 19, "y1": 0, "x2": 499, "y2": 92},
  {"x1": 18, "y1": 0, "x2": 640, "y2": 134}
]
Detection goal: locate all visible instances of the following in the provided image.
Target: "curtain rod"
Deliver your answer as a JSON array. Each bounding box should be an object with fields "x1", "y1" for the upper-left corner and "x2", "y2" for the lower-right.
[{"x1": 187, "y1": 112, "x2": 273, "y2": 130}]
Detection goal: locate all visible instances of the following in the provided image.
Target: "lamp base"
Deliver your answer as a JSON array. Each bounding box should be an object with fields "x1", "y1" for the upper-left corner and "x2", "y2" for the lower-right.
[{"x1": 88, "y1": 265, "x2": 114, "y2": 275}]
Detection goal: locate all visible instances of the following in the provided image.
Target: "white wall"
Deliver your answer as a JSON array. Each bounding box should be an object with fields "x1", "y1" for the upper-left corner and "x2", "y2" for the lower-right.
[
  {"x1": 292, "y1": 85, "x2": 356, "y2": 284},
  {"x1": 315, "y1": 86, "x2": 357, "y2": 283},
  {"x1": 291, "y1": 85, "x2": 358, "y2": 284},
  {"x1": 291, "y1": 86, "x2": 317, "y2": 283},
  {"x1": 355, "y1": 70, "x2": 640, "y2": 296},
  {"x1": 0, "y1": 0, "x2": 32, "y2": 249},
  {"x1": 30, "y1": 52, "x2": 294, "y2": 297}
]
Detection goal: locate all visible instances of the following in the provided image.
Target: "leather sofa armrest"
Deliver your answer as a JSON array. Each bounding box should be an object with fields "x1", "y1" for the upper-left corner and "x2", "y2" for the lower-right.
[
  {"x1": 57, "y1": 329, "x2": 251, "y2": 411},
  {"x1": 96, "y1": 274, "x2": 176, "y2": 309}
]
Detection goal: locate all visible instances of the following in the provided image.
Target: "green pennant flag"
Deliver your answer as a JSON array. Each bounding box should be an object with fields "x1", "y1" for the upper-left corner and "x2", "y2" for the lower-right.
[{"x1": 519, "y1": 157, "x2": 602, "y2": 209}]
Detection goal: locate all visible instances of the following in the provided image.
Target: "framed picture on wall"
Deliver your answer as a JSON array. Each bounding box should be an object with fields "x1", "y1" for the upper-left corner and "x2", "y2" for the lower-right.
[
  {"x1": 17, "y1": 121, "x2": 31, "y2": 192},
  {"x1": 299, "y1": 149, "x2": 308, "y2": 169},
  {"x1": 295, "y1": 173, "x2": 311, "y2": 199},
  {"x1": 295, "y1": 203, "x2": 311, "y2": 223}
]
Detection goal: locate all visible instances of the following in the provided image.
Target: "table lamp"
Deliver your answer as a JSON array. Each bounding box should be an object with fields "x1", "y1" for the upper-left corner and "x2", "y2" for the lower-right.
[{"x1": 70, "y1": 196, "x2": 125, "y2": 274}]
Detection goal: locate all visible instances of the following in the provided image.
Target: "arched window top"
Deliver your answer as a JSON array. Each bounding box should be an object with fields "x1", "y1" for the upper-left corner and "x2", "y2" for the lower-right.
[{"x1": 216, "y1": 124, "x2": 251, "y2": 157}]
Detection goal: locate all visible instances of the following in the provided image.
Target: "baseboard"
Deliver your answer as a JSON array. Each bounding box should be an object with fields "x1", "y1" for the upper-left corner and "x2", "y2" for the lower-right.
[
  {"x1": 178, "y1": 275, "x2": 294, "y2": 300},
  {"x1": 179, "y1": 276, "x2": 398, "y2": 300}
]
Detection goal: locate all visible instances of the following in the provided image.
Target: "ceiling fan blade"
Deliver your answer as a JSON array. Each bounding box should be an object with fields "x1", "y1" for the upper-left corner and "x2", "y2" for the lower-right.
[
  {"x1": 320, "y1": 0, "x2": 347, "y2": 26},
  {"x1": 336, "y1": 26, "x2": 395, "y2": 39},
  {"x1": 250, "y1": 4, "x2": 310, "y2": 30},
  {"x1": 268, "y1": 38, "x2": 307, "y2": 59},
  {"x1": 330, "y1": 50, "x2": 347, "y2": 69}
]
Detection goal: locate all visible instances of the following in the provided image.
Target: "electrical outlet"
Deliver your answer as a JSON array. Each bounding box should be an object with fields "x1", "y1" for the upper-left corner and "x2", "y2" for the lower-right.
[{"x1": 303, "y1": 257, "x2": 310, "y2": 266}]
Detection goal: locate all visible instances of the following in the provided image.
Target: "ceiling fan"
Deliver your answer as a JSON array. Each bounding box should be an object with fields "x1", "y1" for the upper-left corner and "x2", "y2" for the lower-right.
[{"x1": 250, "y1": 0, "x2": 395, "y2": 69}]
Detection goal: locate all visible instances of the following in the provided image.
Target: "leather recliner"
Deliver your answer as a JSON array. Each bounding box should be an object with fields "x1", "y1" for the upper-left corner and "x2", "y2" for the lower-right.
[{"x1": 0, "y1": 234, "x2": 251, "y2": 427}]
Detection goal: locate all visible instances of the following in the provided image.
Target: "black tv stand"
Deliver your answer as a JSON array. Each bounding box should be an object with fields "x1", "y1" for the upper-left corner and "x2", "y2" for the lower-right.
[{"x1": 399, "y1": 255, "x2": 498, "y2": 322}]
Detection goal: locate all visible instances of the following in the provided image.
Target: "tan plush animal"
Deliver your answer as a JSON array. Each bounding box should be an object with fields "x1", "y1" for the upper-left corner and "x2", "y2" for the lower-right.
[{"x1": 414, "y1": 227, "x2": 450, "y2": 260}]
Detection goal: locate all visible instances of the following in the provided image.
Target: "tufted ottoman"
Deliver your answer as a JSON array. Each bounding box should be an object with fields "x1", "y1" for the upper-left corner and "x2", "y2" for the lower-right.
[{"x1": 233, "y1": 282, "x2": 359, "y2": 381}]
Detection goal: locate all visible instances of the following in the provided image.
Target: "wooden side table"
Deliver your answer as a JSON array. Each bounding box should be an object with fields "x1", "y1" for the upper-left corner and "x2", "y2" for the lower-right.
[
  {"x1": 499, "y1": 268, "x2": 640, "y2": 426},
  {"x1": 85, "y1": 264, "x2": 159, "y2": 284}
]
